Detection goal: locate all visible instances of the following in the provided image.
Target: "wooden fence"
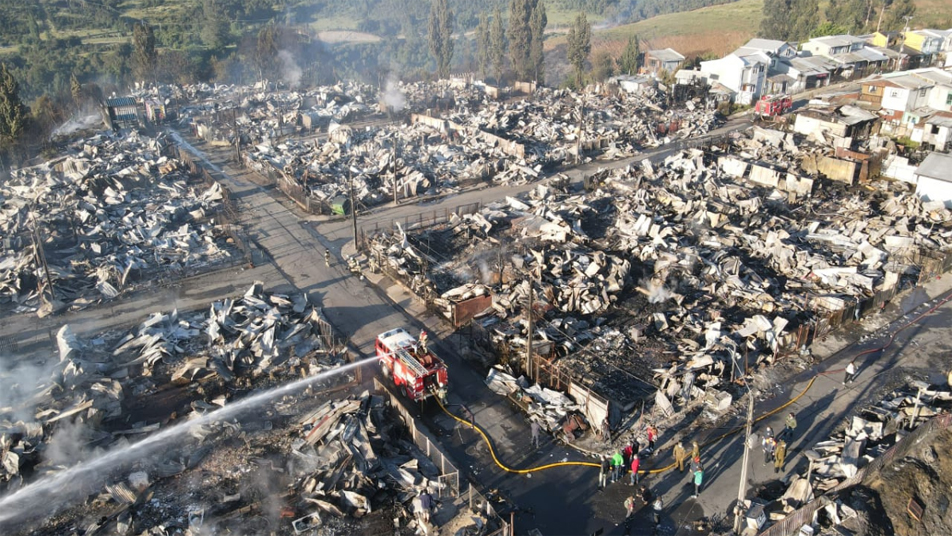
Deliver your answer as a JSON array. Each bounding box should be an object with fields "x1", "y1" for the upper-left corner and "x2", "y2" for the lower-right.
[{"x1": 373, "y1": 378, "x2": 510, "y2": 535}]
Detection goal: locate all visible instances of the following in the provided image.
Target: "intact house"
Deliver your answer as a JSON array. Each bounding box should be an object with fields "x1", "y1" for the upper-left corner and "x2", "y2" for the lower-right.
[
  {"x1": 800, "y1": 34, "x2": 888, "y2": 78},
  {"x1": 774, "y1": 55, "x2": 839, "y2": 92},
  {"x1": 699, "y1": 51, "x2": 770, "y2": 104},
  {"x1": 914, "y1": 152, "x2": 952, "y2": 208},
  {"x1": 861, "y1": 68, "x2": 952, "y2": 143},
  {"x1": 919, "y1": 112, "x2": 952, "y2": 151},
  {"x1": 902, "y1": 29, "x2": 948, "y2": 66},
  {"x1": 644, "y1": 49, "x2": 685, "y2": 76}
]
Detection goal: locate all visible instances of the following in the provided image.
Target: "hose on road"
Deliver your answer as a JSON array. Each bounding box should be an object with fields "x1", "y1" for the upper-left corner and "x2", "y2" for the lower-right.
[{"x1": 437, "y1": 289, "x2": 952, "y2": 476}]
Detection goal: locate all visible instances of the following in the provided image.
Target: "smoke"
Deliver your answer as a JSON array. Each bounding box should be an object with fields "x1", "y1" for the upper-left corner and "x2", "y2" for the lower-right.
[
  {"x1": 380, "y1": 75, "x2": 407, "y2": 112},
  {"x1": 44, "y1": 421, "x2": 92, "y2": 467},
  {"x1": 477, "y1": 259, "x2": 492, "y2": 285},
  {"x1": 643, "y1": 279, "x2": 674, "y2": 304},
  {"x1": 277, "y1": 50, "x2": 303, "y2": 88},
  {"x1": 0, "y1": 359, "x2": 54, "y2": 422},
  {"x1": 51, "y1": 113, "x2": 103, "y2": 139}
]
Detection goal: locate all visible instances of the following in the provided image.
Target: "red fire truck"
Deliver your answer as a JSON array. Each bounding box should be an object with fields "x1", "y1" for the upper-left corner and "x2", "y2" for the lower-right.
[
  {"x1": 376, "y1": 328, "x2": 448, "y2": 402},
  {"x1": 754, "y1": 94, "x2": 793, "y2": 118}
]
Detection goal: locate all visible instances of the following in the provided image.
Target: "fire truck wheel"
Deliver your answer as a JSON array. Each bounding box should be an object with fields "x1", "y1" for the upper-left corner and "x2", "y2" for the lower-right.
[{"x1": 405, "y1": 385, "x2": 415, "y2": 401}]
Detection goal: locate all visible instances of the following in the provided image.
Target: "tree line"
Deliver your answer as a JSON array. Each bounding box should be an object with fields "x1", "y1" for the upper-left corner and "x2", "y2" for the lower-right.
[{"x1": 760, "y1": 0, "x2": 918, "y2": 43}]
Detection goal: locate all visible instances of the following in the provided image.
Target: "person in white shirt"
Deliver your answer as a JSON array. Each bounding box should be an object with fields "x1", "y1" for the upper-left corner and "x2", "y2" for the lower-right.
[{"x1": 843, "y1": 360, "x2": 857, "y2": 384}]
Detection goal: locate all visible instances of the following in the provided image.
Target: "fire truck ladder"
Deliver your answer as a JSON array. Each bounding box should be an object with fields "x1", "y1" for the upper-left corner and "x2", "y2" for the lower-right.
[{"x1": 393, "y1": 346, "x2": 428, "y2": 378}]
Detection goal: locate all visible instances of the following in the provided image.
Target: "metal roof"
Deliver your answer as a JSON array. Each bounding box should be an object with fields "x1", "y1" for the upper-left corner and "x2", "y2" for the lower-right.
[
  {"x1": 106, "y1": 97, "x2": 137, "y2": 107},
  {"x1": 916, "y1": 152, "x2": 952, "y2": 182},
  {"x1": 743, "y1": 38, "x2": 793, "y2": 53},
  {"x1": 648, "y1": 48, "x2": 685, "y2": 63}
]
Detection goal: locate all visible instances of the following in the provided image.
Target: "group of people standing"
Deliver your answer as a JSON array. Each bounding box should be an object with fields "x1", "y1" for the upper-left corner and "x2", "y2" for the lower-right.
[{"x1": 672, "y1": 440, "x2": 705, "y2": 497}]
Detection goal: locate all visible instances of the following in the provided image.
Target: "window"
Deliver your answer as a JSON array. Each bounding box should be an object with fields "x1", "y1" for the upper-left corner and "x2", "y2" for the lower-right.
[
  {"x1": 919, "y1": 88, "x2": 927, "y2": 97},
  {"x1": 868, "y1": 85, "x2": 877, "y2": 93},
  {"x1": 890, "y1": 89, "x2": 900, "y2": 98},
  {"x1": 947, "y1": 93, "x2": 952, "y2": 106},
  {"x1": 710, "y1": 74, "x2": 719, "y2": 81}
]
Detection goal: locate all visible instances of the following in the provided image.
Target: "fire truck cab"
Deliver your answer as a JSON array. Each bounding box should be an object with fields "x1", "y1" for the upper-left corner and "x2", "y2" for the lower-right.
[
  {"x1": 376, "y1": 328, "x2": 448, "y2": 402},
  {"x1": 754, "y1": 94, "x2": 793, "y2": 118}
]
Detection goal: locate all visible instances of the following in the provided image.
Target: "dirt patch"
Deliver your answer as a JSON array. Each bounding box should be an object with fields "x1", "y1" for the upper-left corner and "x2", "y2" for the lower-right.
[{"x1": 845, "y1": 428, "x2": 952, "y2": 536}]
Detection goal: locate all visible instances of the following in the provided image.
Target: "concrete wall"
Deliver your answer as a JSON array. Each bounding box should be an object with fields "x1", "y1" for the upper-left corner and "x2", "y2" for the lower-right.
[
  {"x1": 718, "y1": 156, "x2": 749, "y2": 178},
  {"x1": 881, "y1": 86, "x2": 913, "y2": 112},
  {"x1": 818, "y1": 156, "x2": 858, "y2": 184},
  {"x1": 749, "y1": 164, "x2": 782, "y2": 187},
  {"x1": 794, "y1": 113, "x2": 849, "y2": 138},
  {"x1": 882, "y1": 155, "x2": 919, "y2": 183},
  {"x1": 916, "y1": 176, "x2": 952, "y2": 208}
]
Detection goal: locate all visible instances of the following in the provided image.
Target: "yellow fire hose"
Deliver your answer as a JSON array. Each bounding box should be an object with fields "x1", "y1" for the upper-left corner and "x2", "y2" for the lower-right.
[{"x1": 436, "y1": 375, "x2": 817, "y2": 476}]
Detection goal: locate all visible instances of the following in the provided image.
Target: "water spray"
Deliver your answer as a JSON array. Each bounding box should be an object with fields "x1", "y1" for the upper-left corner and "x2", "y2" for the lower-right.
[{"x1": 0, "y1": 358, "x2": 374, "y2": 530}]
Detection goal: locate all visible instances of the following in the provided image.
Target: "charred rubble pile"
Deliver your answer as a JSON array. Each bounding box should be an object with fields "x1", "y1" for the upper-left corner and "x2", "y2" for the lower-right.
[
  {"x1": 178, "y1": 81, "x2": 379, "y2": 146},
  {"x1": 0, "y1": 131, "x2": 237, "y2": 314},
  {"x1": 364, "y1": 133, "x2": 952, "y2": 416},
  {"x1": 750, "y1": 380, "x2": 952, "y2": 534},
  {"x1": 243, "y1": 83, "x2": 720, "y2": 210},
  {"x1": 243, "y1": 117, "x2": 537, "y2": 208},
  {"x1": 0, "y1": 282, "x2": 344, "y2": 498},
  {"x1": 7, "y1": 390, "x2": 487, "y2": 536},
  {"x1": 445, "y1": 85, "x2": 723, "y2": 163}
]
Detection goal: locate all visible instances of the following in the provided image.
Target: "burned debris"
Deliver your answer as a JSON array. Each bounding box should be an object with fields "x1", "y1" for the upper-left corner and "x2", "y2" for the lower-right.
[
  {"x1": 748, "y1": 380, "x2": 952, "y2": 535},
  {"x1": 364, "y1": 126, "x2": 952, "y2": 429},
  {"x1": 0, "y1": 283, "x2": 344, "y2": 505},
  {"x1": 0, "y1": 131, "x2": 239, "y2": 315},
  {"x1": 237, "y1": 80, "x2": 720, "y2": 211}
]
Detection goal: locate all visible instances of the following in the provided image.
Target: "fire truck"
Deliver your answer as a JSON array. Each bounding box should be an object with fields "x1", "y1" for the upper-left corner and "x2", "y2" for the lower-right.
[
  {"x1": 376, "y1": 328, "x2": 448, "y2": 402},
  {"x1": 754, "y1": 94, "x2": 793, "y2": 118}
]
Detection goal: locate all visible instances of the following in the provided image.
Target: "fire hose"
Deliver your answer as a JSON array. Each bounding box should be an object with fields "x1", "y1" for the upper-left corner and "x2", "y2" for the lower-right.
[{"x1": 435, "y1": 288, "x2": 952, "y2": 476}]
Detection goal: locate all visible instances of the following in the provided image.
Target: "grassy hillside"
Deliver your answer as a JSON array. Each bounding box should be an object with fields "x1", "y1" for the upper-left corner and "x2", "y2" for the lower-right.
[
  {"x1": 557, "y1": 0, "x2": 762, "y2": 60},
  {"x1": 550, "y1": 0, "x2": 951, "y2": 72}
]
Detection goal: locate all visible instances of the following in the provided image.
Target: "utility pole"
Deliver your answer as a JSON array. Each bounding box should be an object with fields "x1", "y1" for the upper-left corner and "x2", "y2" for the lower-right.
[
  {"x1": 525, "y1": 278, "x2": 534, "y2": 379},
  {"x1": 30, "y1": 213, "x2": 56, "y2": 306},
  {"x1": 350, "y1": 170, "x2": 359, "y2": 248},
  {"x1": 875, "y1": 0, "x2": 887, "y2": 34},
  {"x1": 899, "y1": 16, "x2": 913, "y2": 67},
  {"x1": 392, "y1": 141, "x2": 398, "y2": 205},
  {"x1": 233, "y1": 108, "x2": 243, "y2": 166},
  {"x1": 733, "y1": 389, "x2": 756, "y2": 534}
]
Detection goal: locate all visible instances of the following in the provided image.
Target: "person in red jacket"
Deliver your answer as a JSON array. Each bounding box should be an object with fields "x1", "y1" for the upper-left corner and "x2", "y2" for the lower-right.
[
  {"x1": 646, "y1": 425, "x2": 658, "y2": 453},
  {"x1": 629, "y1": 454, "x2": 640, "y2": 486}
]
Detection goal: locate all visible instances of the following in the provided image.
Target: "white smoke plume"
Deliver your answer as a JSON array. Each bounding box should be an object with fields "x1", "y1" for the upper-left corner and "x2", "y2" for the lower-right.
[
  {"x1": 643, "y1": 279, "x2": 674, "y2": 304},
  {"x1": 277, "y1": 50, "x2": 303, "y2": 88},
  {"x1": 380, "y1": 75, "x2": 406, "y2": 112},
  {"x1": 51, "y1": 113, "x2": 103, "y2": 139},
  {"x1": 44, "y1": 420, "x2": 93, "y2": 467},
  {"x1": 0, "y1": 359, "x2": 53, "y2": 422}
]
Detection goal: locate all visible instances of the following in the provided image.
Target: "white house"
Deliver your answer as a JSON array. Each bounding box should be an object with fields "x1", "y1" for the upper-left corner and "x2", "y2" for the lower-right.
[
  {"x1": 801, "y1": 35, "x2": 867, "y2": 58},
  {"x1": 914, "y1": 152, "x2": 952, "y2": 208},
  {"x1": 920, "y1": 112, "x2": 952, "y2": 151},
  {"x1": 699, "y1": 52, "x2": 770, "y2": 104},
  {"x1": 738, "y1": 39, "x2": 798, "y2": 63},
  {"x1": 879, "y1": 73, "x2": 934, "y2": 121}
]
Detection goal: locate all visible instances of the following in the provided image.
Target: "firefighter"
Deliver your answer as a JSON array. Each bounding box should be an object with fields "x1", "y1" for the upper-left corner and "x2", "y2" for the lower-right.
[
  {"x1": 324, "y1": 249, "x2": 331, "y2": 267},
  {"x1": 673, "y1": 441, "x2": 688, "y2": 472},
  {"x1": 419, "y1": 330, "x2": 429, "y2": 354}
]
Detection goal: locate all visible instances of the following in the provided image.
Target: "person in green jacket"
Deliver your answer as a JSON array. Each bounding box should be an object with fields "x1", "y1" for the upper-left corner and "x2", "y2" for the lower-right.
[
  {"x1": 693, "y1": 465, "x2": 704, "y2": 498},
  {"x1": 611, "y1": 451, "x2": 624, "y2": 483}
]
